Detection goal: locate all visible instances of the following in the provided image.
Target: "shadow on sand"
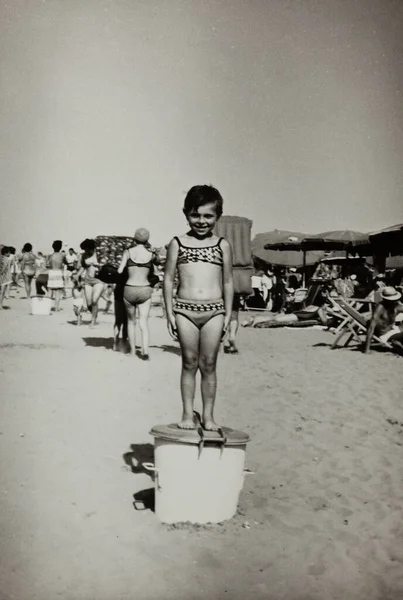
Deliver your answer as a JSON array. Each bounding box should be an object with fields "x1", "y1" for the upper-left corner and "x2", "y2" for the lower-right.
[
  {"x1": 312, "y1": 341, "x2": 397, "y2": 355},
  {"x1": 157, "y1": 344, "x2": 181, "y2": 356},
  {"x1": 82, "y1": 337, "x2": 133, "y2": 353},
  {"x1": 82, "y1": 336, "x2": 115, "y2": 350},
  {"x1": 123, "y1": 443, "x2": 156, "y2": 513},
  {"x1": 81, "y1": 338, "x2": 180, "y2": 356}
]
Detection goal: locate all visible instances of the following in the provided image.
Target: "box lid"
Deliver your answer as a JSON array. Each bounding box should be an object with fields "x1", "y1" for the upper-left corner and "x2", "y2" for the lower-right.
[{"x1": 149, "y1": 423, "x2": 250, "y2": 446}]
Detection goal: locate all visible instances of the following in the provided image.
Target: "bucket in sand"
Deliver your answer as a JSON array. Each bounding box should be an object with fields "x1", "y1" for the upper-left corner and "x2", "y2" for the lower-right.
[
  {"x1": 30, "y1": 296, "x2": 53, "y2": 315},
  {"x1": 146, "y1": 424, "x2": 251, "y2": 524}
]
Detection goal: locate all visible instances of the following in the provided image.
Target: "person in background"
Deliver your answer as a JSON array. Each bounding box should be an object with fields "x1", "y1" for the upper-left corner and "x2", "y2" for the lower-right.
[
  {"x1": 35, "y1": 257, "x2": 49, "y2": 296},
  {"x1": 63, "y1": 248, "x2": 77, "y2": 300},
  {"x1": 288, "y1": 268, "x2": 300, "y2": 290},
  {"x1": 76, "y1": 239, "x2": 106, "y2": 327},
  {"x1": 36, "y1": 252, "x2": 46, "y2": 271},
  {"x1": 65, "y1": 248, "x2": 78, "y2": 273},
  {"x1": 223, "y1": 294, "x2": 242, "y2": 354},
  {"x1": 20, "y1": 243, "x2": 37, "y2": 299},
  {"x1": 272, "y1": 268, "x2": 287, "y2": 312},
  {"x1": 249, "y1": 270, "x2": 265, "y2": 309},
  {"x1": 365, "y1": 286, "x2": 403, "y2": 353},
  {"x1": 4, "y1": 247, "x2": 17, "y2": 299},
  {"x1": 261, "y1": 268, "x2": 274, "y2": 309},
  {"x1": 71, "y1": 275, "x2": 85, "y2": 326},
  {"x1": 370, "y1": 273, "x2": 387, "y2": 303},
  {"x1": 117, "y1": 228, "x2": 157, "y2": 359},
  {"x1": 0, "y1": 246, "x2": 12, "y2": 309},
  {"x1": 102, "y1": 284, "x2": 114, "y2": 314},
  {"x1": 7, "y1": 247, "x2": 21, "y2": 291},
  {"x1": 47, "y1": 241, "x2": 65, "y2": 311}
]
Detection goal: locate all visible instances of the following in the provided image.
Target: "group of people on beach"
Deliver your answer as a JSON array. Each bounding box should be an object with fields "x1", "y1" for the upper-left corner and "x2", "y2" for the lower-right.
[
  {"x1": 1, "y1": 185, "x2": 235, "y2": 431},
  {"x1": 2, "y1": 184, "x2": 402, "y2": 431},
  {"x1": 0, "y1": 242, "x2": 80, "y2": 311}
]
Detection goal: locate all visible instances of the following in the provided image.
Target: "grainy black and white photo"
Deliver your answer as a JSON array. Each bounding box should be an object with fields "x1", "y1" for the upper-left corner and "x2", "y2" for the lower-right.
[{"x1": 1, "y1": 1, "x2": 403, "y2": 599}]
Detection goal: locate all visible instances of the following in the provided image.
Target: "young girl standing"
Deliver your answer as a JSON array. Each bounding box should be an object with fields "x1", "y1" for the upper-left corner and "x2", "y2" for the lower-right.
[{"x1": 163, "y1": 185, "x2": 233, "y2": 431}]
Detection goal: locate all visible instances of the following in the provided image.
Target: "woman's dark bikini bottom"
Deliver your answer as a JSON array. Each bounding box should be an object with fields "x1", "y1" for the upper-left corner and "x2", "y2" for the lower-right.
[{"x1": 123, "y1": 284, "x2": 152, "y2": 306}]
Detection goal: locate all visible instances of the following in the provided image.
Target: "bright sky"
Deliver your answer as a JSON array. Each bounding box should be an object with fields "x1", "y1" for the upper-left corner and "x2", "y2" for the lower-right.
[{"x1": 1, "y1": 0, "x2": 403, "y2": 252}]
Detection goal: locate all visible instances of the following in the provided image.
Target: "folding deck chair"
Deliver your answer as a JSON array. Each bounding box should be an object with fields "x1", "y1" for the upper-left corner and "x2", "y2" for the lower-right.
[{"x1": 326, "y1": 296, "x2": 392, "y2": 351}]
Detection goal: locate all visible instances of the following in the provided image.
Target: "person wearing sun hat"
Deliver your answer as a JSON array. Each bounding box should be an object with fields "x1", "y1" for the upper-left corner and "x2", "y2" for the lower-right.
[
  {"x1": 117, "y1": 227, "x2": 158, "y2": 360},
  {"x1": 364, "y1": 286, "x2": 403, "y2": 353}
]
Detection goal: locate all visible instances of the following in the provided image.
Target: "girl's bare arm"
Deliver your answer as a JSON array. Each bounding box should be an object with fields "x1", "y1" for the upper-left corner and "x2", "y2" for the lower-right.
[
  {"x1": 221, "y1": 239, "x2": 234, "y2": 319},
  {"x1": 163, "y1": 239, "x2": 179, "y2": 319}
]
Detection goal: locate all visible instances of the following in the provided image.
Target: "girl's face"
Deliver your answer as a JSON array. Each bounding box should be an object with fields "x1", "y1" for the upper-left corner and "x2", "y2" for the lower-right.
[{"x1": 186, "y1": 202, "x2": 219, "y2": 237}]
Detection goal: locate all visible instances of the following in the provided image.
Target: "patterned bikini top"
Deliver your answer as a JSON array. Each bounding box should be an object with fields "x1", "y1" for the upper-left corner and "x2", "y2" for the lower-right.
[{"x1": 174, "y1": 236, "x2": 224, "y2": 266}]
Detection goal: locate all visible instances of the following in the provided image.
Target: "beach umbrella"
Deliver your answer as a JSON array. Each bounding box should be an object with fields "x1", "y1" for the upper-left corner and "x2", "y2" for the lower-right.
[
  {"x1": 301, "y1": 230, "x2": 370, "y2": 252},
  {"x1": 252, "y1": 230, "x2": 325, "y2": 284},
  {"x1": 253, "y1": 230, "x2": 308, "y2": 252}
]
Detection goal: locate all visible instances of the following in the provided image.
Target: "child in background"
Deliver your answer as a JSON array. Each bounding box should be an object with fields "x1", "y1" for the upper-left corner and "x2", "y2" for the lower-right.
[
  {"x1": 72, "y1": 277, "x2": 84, "y2": 326},
  {"x1": 163, "y1": 185, "x2": 233, "y2": 431}
]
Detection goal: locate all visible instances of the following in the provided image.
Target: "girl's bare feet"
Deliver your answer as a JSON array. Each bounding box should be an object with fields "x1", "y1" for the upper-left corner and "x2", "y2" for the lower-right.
[
  {"x1": 203, "y1": 419, "x2": 220, "y2": 432},
  {"x1": 177, "y1": 412, "x2": 196, "y2": 430}
]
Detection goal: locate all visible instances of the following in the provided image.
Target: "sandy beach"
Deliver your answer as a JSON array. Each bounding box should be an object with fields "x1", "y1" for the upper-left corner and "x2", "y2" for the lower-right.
[{"x1": 1, "y1": 294, "x2": 403, "y2": 600}]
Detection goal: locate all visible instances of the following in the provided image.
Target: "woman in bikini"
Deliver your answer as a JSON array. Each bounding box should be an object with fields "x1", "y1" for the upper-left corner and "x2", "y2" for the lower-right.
[
  {"x1": 20, "y1": 243, "x2": 37, "y2": 299},
  {"x1": 77, "y1": 238, "x2": 105, "y2": 327},
  {"x1": 117, "y1": 228, "x2": 156, "y2": 360},
  {"x1": 163, "y1": 185, "x2": 233, "y2": 431}
]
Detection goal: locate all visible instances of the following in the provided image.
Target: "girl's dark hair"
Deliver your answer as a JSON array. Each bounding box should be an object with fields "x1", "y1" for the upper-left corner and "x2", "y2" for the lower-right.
[
  {"x1": 22, "y1": 243, "x2": 32, "y2": 252},
  {"x1": 80, "y1": 238, "x2": 95, "y2": 252},
  {"x1": 183, "y1": 185, "x2": 223, "y2": 218},
  {"x1": 1, "y1": 246, "x2": 10, "y2": 255},
  {"x1": 8, "y1": 246, "x2": 16, "y2": 254},
  {"x1": 52, "y1": 240, "x2": 63, "y2": 252}
]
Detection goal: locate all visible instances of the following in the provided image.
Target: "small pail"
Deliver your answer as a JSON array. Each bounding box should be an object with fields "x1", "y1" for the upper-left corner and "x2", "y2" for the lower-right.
[
  {"x1": 31, "y1": 296, "x2": 53, "y2": 315},
  {"x1": 146, "y1": 424, "x2": 251, "y2": 524}
]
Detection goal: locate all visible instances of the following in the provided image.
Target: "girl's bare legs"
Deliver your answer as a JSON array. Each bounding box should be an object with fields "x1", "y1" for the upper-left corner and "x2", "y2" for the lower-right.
[
  {"x1": 176, "y1": 314, "x2": 200, "y2": 429},
  {"x1": 199, "y1": 315, "x2": 225, "y2": 431},
  {"x1": 124, "y1": 302, "x2": 136, "y2": 356},
  {"x1": 137, "y1": 298, "x2": 152, "y2": 357},
  {"x1": 223, "y1": 309, "x2": 239, "y2": 352},
  {"x1": 90, "y1": 282, "x2": 105, "y2": 327}
]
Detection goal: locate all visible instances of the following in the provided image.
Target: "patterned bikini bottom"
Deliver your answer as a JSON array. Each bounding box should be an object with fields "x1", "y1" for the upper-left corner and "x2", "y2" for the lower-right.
[{"x1": 173, "y1": 298, "x2": 225, "y2": 329}]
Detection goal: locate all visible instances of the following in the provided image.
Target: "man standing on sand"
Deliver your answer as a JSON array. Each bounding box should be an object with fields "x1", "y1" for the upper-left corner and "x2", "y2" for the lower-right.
[{"x1": 364, "y1": 286, "x2": 403, "y2": 354}]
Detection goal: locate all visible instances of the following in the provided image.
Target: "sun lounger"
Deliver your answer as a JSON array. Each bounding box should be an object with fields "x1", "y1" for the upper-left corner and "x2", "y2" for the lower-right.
[{"x1": 326, "y1": 296, "x2": 392, "y2": 351}]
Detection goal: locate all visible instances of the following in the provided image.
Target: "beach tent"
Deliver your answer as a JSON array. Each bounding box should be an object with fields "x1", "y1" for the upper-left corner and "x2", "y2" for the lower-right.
[{"x1": 215, "y1": 215, "x2": 253, "y2": 295}]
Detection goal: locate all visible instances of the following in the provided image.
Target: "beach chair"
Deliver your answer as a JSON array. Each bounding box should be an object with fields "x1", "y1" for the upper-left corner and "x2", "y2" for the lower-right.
[{"x1": 327, "y1": 296, "x2": 391, "y2": 351}]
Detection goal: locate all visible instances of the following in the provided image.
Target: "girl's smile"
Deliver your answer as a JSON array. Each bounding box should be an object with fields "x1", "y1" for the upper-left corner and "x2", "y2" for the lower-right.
[{"x1": 187, "y1": 202, "x2": 219, "y2": 238}]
